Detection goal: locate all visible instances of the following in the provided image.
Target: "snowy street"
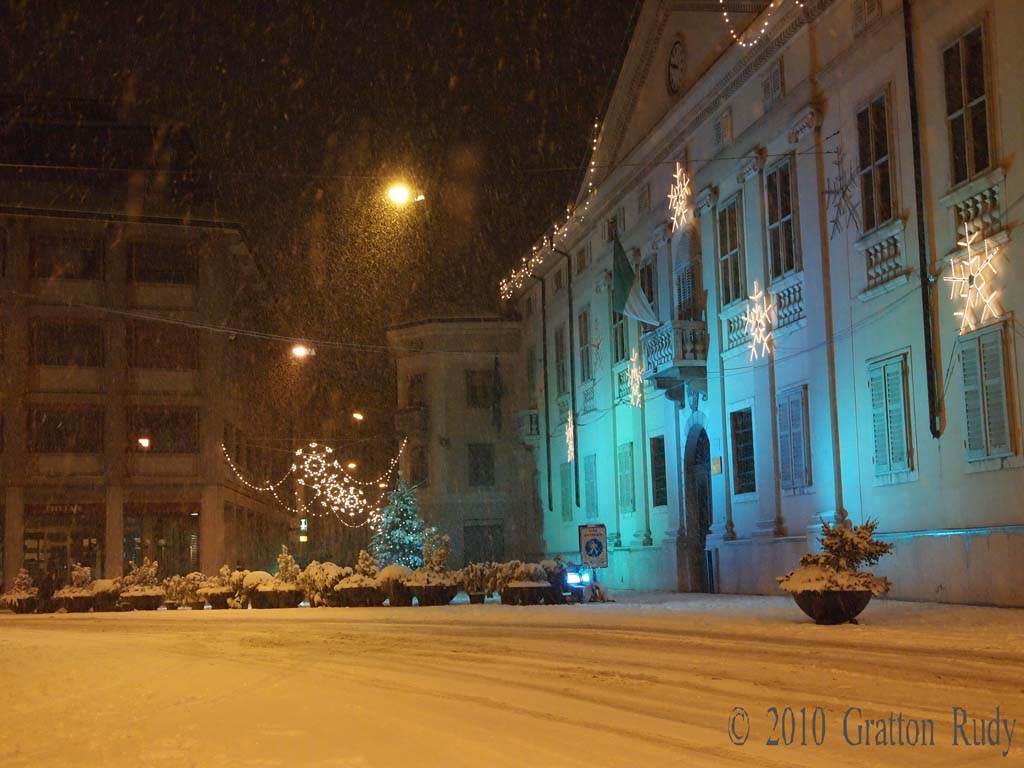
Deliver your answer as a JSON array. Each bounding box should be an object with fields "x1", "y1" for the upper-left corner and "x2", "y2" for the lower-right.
[{"x1": 2, "y1": 595, "x2": 1023, "y2": 767}]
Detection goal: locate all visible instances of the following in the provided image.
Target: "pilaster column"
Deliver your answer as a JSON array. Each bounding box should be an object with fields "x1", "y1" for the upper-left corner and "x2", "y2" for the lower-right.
[
  {"x1": 199, "y1": 484, "x2": 225, "y2": 575},
  {"x1": 4, "y1": 487, "x2": 25, "y2": 589},
  {"x1": 104, "y1": 485, "x2": 124, "y2": 578}
]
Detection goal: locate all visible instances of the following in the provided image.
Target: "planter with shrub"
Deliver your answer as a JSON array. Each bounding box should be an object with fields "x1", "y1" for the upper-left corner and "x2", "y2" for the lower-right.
[
  {"x1": 406, "y1": 532, "x2": 460, "y2": 606},
  {"x1": 120, "y1": 558, "x2": 165, "y2": 610},
  {"x1": 299, "y1": 561, "x2": 350, "y2": 607},
  {"x1": 1, "y1": 568, "x2": 39, "y2": 614},
  {"x1": 334, "y1": 551, "x2": 385, "y2": 607},
  {"x1": 498, "y1": 562, "x2": 552, "y2": 606},
  {"x1": 378, "y1": 564, "x2": 414, "y2": 607},
  {"x1": 461, "y1": 562, "x2": 496, "y2": 604},
  {"x1": 55, "y1": 563, "x2": 96, "y2": 612},
  {"x1": 198, "y1": 566, "x2": 236, "y2": 609}
]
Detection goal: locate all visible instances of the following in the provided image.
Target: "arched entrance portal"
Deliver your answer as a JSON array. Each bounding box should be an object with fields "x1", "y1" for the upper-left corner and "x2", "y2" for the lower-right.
[{"x1": 683, "y1": 426, "x2": 714, "y2": 592}]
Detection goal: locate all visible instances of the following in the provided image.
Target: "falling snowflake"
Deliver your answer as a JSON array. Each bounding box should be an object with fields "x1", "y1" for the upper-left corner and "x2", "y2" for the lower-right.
[
  {"x1": 667, "y1": 162, "x2": 691, "y2": 232},
  {"x1": 627, "y1": 348, "x2": 644, "y2": 407},
  {"x1": 742, "y1": 280, "x2": 775, "y2": 361},
  {"x1": 943, "y1": 226, "x2": 1001, "y2": 335}
]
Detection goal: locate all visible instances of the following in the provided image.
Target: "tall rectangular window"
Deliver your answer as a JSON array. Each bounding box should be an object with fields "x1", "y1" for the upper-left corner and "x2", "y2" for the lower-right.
[
  {"x1": 730, "y1": 408, "x2": 756, "y2": 494},
  {"x1": 717, "y1": 196, "x2": 744, "y2": 306},
  {"x1": 868, "y1": 355, "x2": 912, "y2": 475},
  {"x1": 526, "y1": 344, "x2": 537, "y2": 397},
  {"x1": 961, "y1": 325, "x2": 1012, "y2": 460},
  {"x1": 28, "y1": 406, "x2": 104, "y2": 453},
  {"x1": 553, "y1": 265, "x2": 565, "y2": 293},
  {"x1": 617, "y1": 442, "x2": 634, "y2": 512},
  {"x1": 639, "y1": 259, "x2": 658, "y2": 320},
  {"x1": 465, "y1": 369, "x2": 493, "y2": 408},
  {"x1": 560, "y1": 462, "x2": 573, "y2": 522},
  {"x1": 612, "y1": 310, "x2": 628, "y2": 363},
  {"x1": 555, "y1": 325, "x2": 568, "y2": 396},
  {"x1": 857, "y1": 94, "x2": 893, "y2": 233},
  {"x1": 584, "y1": 454, "x2": 598, "y2": 519},
  {"x1": 30, "y1": 319, "x2": 104, "y2": 367},
  {"x1": 766, "y1": 159, "x2": 800, "y2": 279},
  {"x1": 129, "y1": 242, "x2": 198, "y2": 285},
  {"x1": 578, "y1": 307, "x2": 592, "y2": 382},
  {"x1": 944, "y1": 26, "x2": 990, "y2": 186},
  {"x1": 650, "y1": 435, "x2": 667, "y2": 507},
  {"x1": 407, "y1": 373, "x2": 426, "y2": 407},
  {"x1": 675, "y1": 260, "x2": 696, "y2": 321},
  {"x1": 777, "y1": 386, "x2": 811, "y2": 490},
  {"x1": 637, "y1": 182, "x2": 651, "y2": 216},
  {"x1": 127, "y1": 321, "x2": 197, "y2": 370},
  {"x1": 409, "y1": 443, "x2": 429, "y2": 486},
  {"x1": 575, "y1": 243, "x2": 591, "y2": 274},
  {"x1": 128, "y1": 407, "x2": 199, "y2": 453},
  {"x1": 32, "y1": 235, "x2": 103, "y2": 280},
  {"x1": 467, "y1": 443, "x2": 495, "y2": 487}
]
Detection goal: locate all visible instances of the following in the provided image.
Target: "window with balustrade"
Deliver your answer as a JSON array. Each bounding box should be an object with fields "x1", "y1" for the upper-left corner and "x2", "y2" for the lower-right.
[
  {"x1": 857, "y1": 93, "x2": 894, "y2": 234},
  {"x1": 717, "y1": 195, "x2": 744, "y2": 307},
  {"x1": 765, "y1": 158, "x2": 800, "y2": 279},
  {"x1": 944, "y1": 26, "x2": 991, "y2": 187}
]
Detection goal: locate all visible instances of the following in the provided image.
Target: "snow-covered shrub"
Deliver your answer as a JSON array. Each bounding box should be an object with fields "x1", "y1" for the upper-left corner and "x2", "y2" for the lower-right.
[
  {"x1": 2, "y1": 568, "x2": 37, "y2": 602},
  {"x1": 461, "y1": 562, "x2": 494, "y2": 595},
  {"x1": 180, "y1": 572, "x2": 206, "y2": 604},
  {"x1": 493, "y1": 560, "x2": 523, "y2": 593},
  {"x1": 377, "y1": 564, "x2": 413, "y2": 585},
  {"x1": 163, "y1": 574, "x2": 185, "y2": 603},
  {"x1": 299, "y1": 561, "x2": 351, "y2": 606},
  {"x1": 778, "y1": 519, "x2": 894, "y2": 596},
  {"x1": 275, "y1": 546, "x2": 300, "y2": 584},
  {"x1": 355, "y1": 550, "x2": 379, "y2": 578},
  {"x1": 120, "y1": 558, "x2": 164, "y2": 597},
  {"x1": 510, "y1": 562, "x2": 550, "y2": 587},
  {"x1": 376, "y1": 563, "x2": 414, "y2": 606},
  {"x1": 540, "y1": 557, "x2": 565, "y2": 584},
  {"x1": 55, "y1": 562, "x2": 93, "y2": 597}
]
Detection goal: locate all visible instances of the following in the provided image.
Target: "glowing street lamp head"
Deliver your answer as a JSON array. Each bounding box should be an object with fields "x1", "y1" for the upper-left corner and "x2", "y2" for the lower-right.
[
  {"x1": 346, "y1": 461, "x2": 358, "y2": 470},
  {"x1": 137, "y1": 436, "x2": 151, "y2": 450},
  {"x1": 387, "y1": 183, "x2": 411, "y2": 205},
  {"x1": 291, "y1": 343, "x2": 315, "y2": 359},
  {"x1": 351, "y1": 412, "x2": 365, "y2": 422}
]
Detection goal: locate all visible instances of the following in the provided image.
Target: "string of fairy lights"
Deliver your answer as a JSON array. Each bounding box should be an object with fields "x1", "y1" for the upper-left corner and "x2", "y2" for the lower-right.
[{"x1": 221, "y1": 438, "x2": 407, "y2": 528}]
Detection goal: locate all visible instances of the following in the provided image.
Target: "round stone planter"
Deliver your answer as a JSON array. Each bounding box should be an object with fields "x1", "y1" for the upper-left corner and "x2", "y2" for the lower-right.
[
  {"x1": 252, "y1": 588, "x2": 303, "y2": 609},
  {"x1": 411, "y1": 584, "x2": 459, "y2": 607},
  {"x1": 92, "y1": 592, "x2": 121, "y2": 612},
  {"x1": 202, "y1": 591, "x2": 231, "y2": 609},
  {"x1": 5, "y1": 596, "x2": 38, "y2": 614},
  {"x1": 163, "y1": 600, "x2": 180, "y2": 611},
  {"x1": 187, "y1": 600, "x2": 207, "y2": 611},
  {"x1": 122, "y1": 593, "x2": 165, "y2": 611},
  {"x1": 381, "y1": 581, "x2": 414, "y2": 607},
  {"x1": 499, "y1": 585, "x2": 548, "y2": 606},
  {"x1": 467, "y1": 593, "x2": 486, "y2": 605},
  {"x1": 60, "y1": 594, "x2": 95, "y2": 613},
  {"x1": 792, "y1": 590, "x2": 873, "y2": 625},
  {"x1": 334, "y1": 586, "x2": 385, "y2": 607}
]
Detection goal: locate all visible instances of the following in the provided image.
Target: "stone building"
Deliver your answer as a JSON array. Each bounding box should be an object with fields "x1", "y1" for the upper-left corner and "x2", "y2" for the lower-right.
[
  {"x1": 502, "y1": 0, "x2": 1024, "y2": 605},
  {"x1": 387, "y1": 317, "x2": 543, "y2": 566},
  {"x1": 0, "y1": 100, "x2": 290, "y2": 587}
]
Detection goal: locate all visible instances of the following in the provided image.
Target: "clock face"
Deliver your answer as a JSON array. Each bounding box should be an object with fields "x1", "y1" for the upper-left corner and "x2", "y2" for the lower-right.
[{"x1": 667, "y1": 39, "x2": 686, "y2": 94}]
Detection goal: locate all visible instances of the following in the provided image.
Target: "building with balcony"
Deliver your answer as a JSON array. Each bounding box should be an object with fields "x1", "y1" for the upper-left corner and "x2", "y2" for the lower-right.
[
  {"x1": 0, "y1": 100, "x2": 290, "y2": 588},
  {"x1": 503, "y1": 0, "x2": 1024, "y2": 605},
  {"x1": 386, "y1": 317, "x2": 543, "y2": 566}
]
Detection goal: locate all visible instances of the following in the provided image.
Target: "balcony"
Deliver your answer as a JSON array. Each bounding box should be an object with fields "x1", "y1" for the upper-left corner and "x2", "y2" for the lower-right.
[
  {"x1": 641, "y1": 320, "x2": 708, "y2": 399},
  {"x1": 517, "y1": 410, "x2": 540, "y2": 444},
  {"x1": 394, "y1": 406, "x2": 429, "y2": 436}
]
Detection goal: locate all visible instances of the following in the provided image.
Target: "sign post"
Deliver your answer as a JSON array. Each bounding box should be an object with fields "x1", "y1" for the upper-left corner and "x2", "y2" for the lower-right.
[{"x1": 578, "y1": 523, "x2": 608, "y2": 569}]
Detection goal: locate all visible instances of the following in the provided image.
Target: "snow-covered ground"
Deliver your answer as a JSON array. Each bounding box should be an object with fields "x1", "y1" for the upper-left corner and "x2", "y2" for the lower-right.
[{"x1": 2, "y1": 593, "x2": 1023, "y2": 767}]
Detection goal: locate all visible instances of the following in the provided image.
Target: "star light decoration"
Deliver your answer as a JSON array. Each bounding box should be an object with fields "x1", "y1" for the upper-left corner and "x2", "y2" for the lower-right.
[
  {"x1": 667, "y1": 162, "x2": 692, "y2": 232},
  {"x1": 742, "y1": 280, "x2": 776, "y2": 361},
  {"x1": 221, "y1": 439, "x2": 406, "y2": 528},
  {"x1": 943, "y1": 225, "x2": 1002, "y2": 335},
  {"x1": 627, "y1": 348, "x2": 645, "y2": 407}
]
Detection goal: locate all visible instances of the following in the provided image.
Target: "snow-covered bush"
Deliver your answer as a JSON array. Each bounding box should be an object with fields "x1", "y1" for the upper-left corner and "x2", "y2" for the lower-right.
[
  {"x1": 165, "y1": 572, "x2": 205, "y2": 605},
  {"x1": 377, "y1": 564, "x2": 413, "y2": 585},
  {"x1": 461, "y1": 562, "x2": 494, "y2": 595},
  {"x1": 509, "y1": 562, "x2": 550, "y2": 587},
  {"x1": 120, "y1": 558, "x2": 164, "y2": 597},
  {"x1": 778, "y1": 519, "x2": 894, "y2": 596},
  {"x1": 493, "y1": 560, "x2": 523, "y2": 594},
  {"x1": 55, "y1": 562, "x2": 93, "y2": 597},
  {"x1": 2, "y1": 568, "x2": 37, "y2": 602},
  {"x1": 355, "y1": 549, "x2": 379, "y2": 578},
  {"x1": 275, "y1": 546, "x2": 300, "y2": 584},
  {"x1": 298, "y1": 561, "x2": 351, "y2": 607},
  {"x1": 370, "y1": 481, "x2": 429, "y2": 569},
  {"x1": 540, "y1": 558, "x2": 565, "y2": 584},
  {"x1": 163, "y1": 574, "x2": 185, "y2": 603},
  {"x1": 407, "y1": 532, "x2": 459, "y2": 588}
]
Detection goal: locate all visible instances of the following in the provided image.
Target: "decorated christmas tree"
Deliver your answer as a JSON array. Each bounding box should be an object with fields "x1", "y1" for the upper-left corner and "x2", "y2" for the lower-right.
[{"x1": 370, "y1": 480, "x2": 428, "y2": 569}]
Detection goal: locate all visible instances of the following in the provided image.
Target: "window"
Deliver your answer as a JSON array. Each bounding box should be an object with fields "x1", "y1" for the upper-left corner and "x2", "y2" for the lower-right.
[
  {"x1": 605, "y1": 208, "x2": 625, "y2": 242},
  {"x1": 639, "y1": 259, "x2": 658, "y2": 320},
  {"x1": 761, "y1": 60, "x2": 784, "y2": 109},
  {"x1": 612, "y1": 310, "x2": 628, "y2": 363},
  {"x1": 617, "y1": 442, "x2": 634, "y2": 511},
  {"x1": 553, "y1": 265, "x2": 565, "y2": 293},
  {"x1": 409, "y1": 444, "x2": 429, "y2": 486},
  {"x1": 649, "y1": 436, "x2": 668, "y2": 506},
  {"x1": 766, "y1": 159, "x2": 800, "y2": 278},
  {"x1": 857, "y1": 94, "x2": 893, "y2": 233},
  {"x1": 777, "y1": 386, "x2": 811, "y2": 490},
  {"x1": 560, "y1": 462, "x2": 573, "y2": 522},
  {"x1": 127, "y1": 321, "x2": 197, "y2": 370},
  {"x1": 961, "y1": 325, "x2": 1012, "y2": 460},
  {"x1": 128, "y1": 407, "x2": 199, "y2": 453},
  {"x1": 554, "y1": 324, "x2": 568, "y2": 396},
  {"x1": 730, "y1": 409, "x2": 756, "y2": 493},
  {"x1": 130, "y1": 242, "x2": 198, "y2": 285},
  {"x1": 637, "y1": 182, "x2": 651, "y2": 216},
  {"x1": 575, "y1": 242, "x2": 592, "y2": 274},
  {"x1": 32, "y1": 235, "x2": 103, "y2": 280},
  {"x1": 467, "y1": 443, "x2": 495, "y2": 487},
  {"x1": 714, "y1": 108, "x2": 733, "y2": 148},
  {"x1": 526, "y1": 344, "x2": 537, "y2": 397},
  {"x1": 30, "y1": 319, "x2": 104, "y2": 367},
  {"x1": 868, "y1": 355, "x2": 912, "y2": 475},
  {"x1": 675, "y1": 260, "x2": 697, "y2": 320},
  {"x1": 407, "y1": 373, "x2": 426, "y2": 407},
  {"x1": 944, "y1": 26, "x2": 990, "y2": 186},
  {"x1": 583, "y1": 454, "x2": 599, "y2": 519},
  {"x1": 578, "y1": 307, "x2": 592, "y2": 382},
  {"x1": 465, "y1": 369, "x2": 493, "y2": 408},
  {"x1": 717, "y1": 196, "x2": 744, "y2": 306},
  {"x1": 28, "y1": 406, "x2": 104, "y2": 453},
  {"x1": 853, "y1": 0, "x2": 881, "y2": 35}
]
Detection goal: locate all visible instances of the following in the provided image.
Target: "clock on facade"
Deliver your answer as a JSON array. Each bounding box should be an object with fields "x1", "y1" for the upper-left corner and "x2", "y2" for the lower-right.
[{"x1": 667, "y1": 38, "x2": 686, "y2": 94}]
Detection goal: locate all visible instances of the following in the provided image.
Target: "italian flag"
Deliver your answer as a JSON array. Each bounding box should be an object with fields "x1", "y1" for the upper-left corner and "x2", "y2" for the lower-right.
[{"x1": 612, "y1": 236, "x2": 659, "y2": 325}]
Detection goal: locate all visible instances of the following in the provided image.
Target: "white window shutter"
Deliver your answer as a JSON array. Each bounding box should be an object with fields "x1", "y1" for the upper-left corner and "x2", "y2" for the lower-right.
[
  {"x1": 980, "y1": 328, "x2": 1011, "y2": 455},
  {"x1": 675, "y1": 261, "x2": 694, "y2": 320},
  {"x1": 789, "y1": 389, "x2": 808, "y2": 487},
  {"x1": 961, "y1": 340, "x2": 987, "y2": 459},
  {"x1": 584, "y1": 455, "x2": 598, "y2": 519},
  {"x1": 869, "y1": 366, "x2": 890, "y2": 474},
  {"x1": 617, "y1": 443, "x2": 634, "y2": 511},
  {"x1": 777, "y1": 395, "x2": 793, "y2": 489},
  {"x1": 884, "y1": 360, "x2": 909, "y2": 471}
]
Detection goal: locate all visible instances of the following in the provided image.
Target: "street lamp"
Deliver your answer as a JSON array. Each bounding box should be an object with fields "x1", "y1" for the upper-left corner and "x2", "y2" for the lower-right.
[
  {"x1": 386, "y1": 182, "x2": 425, "y2": 206},
  {"x1": 346, "y1": 461, "x2": 357, "y2": 470},
  {"x1": 291, "y1": 343, "x2": 315, "y2": 359},
  {"x1": 137, "y1": 436, "x2": 151, "y2": 450},
  {"x1": 351, "y1": 412, "x2": 365, "y2": 422}
]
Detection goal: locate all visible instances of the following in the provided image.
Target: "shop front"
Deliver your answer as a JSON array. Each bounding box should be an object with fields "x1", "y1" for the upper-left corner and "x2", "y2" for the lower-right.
[{"x1": 23, "y1": 503, "x2": 105, "y2": 584}]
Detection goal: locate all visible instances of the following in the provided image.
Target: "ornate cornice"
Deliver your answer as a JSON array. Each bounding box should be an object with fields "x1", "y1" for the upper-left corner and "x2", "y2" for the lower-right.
[
  {"x1": 787, "y1": 105, "x2": 821, "y2": 144},
  {"x1": 735, "y1": 146, "x2": 766, "y2": 183},
  {"x1": 695, "y1": 185, "x2": 718, "y2": 216}
]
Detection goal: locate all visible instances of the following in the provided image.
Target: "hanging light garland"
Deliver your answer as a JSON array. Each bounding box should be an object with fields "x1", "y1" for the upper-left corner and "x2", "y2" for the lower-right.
[
  {"x1": 943, "y1": 225, "x2": 1002, "y2": 335},
  {"x1": 221, "y1": 439, "x2": 407, "y2": 528},
  {"x1": 719, "y1": 0, "x2": 803, "y2": 49}
]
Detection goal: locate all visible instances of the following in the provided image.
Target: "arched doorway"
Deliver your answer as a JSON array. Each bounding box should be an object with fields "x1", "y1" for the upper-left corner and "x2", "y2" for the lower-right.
[{"x1": 683, "y1": 427, "x2": 714, "y2": 591}]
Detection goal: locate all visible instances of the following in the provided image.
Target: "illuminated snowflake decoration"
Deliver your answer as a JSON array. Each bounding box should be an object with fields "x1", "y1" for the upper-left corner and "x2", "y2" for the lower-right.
[
  {"x1": 742, "y1": 280, "x2": 776, "y2": 361},
  {"x1": 824, "y1": 148, "x2": 860, "y2": 240},
  {"x1": 627, "y1": 348, "x2": 644, "y2": 408},
  {"x1": 943, "y1": 226, "x2": 1002, "y2": 335},
  {"x1": 565, "y1": 411, "x2": 575, "y2": 463},
  {"x1": 667, "y1": 162, "x2": 691, "y2": 232}
]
